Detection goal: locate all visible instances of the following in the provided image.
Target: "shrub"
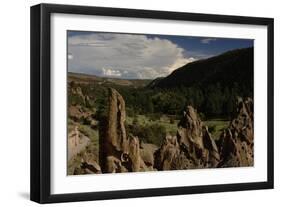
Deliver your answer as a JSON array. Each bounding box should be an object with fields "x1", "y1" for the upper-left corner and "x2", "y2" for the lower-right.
[
  {"x1": 208, "y1": 125, "x2": 216, "y2": 134},
  {"x1": 127, "y1": 122, "x2": 166, "y2": 146}
]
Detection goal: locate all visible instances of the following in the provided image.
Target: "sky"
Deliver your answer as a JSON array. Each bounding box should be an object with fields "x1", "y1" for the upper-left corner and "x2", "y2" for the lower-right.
[{"x1": 67, "y1": 31, "x2": 253, "y2": 79}]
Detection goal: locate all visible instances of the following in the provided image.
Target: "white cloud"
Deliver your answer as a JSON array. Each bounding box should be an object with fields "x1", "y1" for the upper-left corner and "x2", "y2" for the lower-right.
[
  {"x1": 68, "y1": 33, "x2": 195, "y2": 79},
  {"x1": 102, "y1": 67, "x2": 121, "y2": 77},
  {"x1": 201, "y1": 38, "x2": 217, "y2": 44},
  {"x1": 168, "y1": 57, "x2": 196, "y2": 73}
]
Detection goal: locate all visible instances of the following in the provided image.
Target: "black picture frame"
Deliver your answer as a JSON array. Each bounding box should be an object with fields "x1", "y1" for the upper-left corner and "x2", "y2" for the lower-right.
[{"x1": 30, "y1": 3, "x2": 274, "y2": 204}]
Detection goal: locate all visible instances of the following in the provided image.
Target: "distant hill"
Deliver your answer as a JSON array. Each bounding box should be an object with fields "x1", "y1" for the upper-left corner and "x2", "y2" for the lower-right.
[
  {"x1": 149, "y1": 47, "x2": 253, "y2": 89},
  {"x1": 68, "y1": 72, "x2": 151, "y2": 88}
]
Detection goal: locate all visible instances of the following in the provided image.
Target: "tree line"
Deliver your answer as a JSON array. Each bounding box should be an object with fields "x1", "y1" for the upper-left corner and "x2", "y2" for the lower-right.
[{"x1": 68, "y1": 80, "x2": 253, "y2": 120}]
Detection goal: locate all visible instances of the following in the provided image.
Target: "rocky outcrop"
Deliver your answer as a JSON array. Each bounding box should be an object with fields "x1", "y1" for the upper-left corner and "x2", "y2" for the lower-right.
[
  {"x1": 140, "y1": 143, "x2": 158, "y2": 170},
  {"x1": 72, "y1": 153, "x2": 101, "y2": 175},
  {"x1": 177, "y1": 106, "x2": 208, "y2": 168},
  {"x1": 71, "y1": 86, "x2": 91, "y2": 107},
  {"x1": 154, "y1": 106, "x2": 220, "y2": 170},
  {"x1": 128, "y1": 136, "x2": 149, "y2": 172},
  {"x1": 68, "y1": 105, "x2": 96, "y2": 125},
  {"x1": 217, "y1": 97, "x2": 254, "y2": 167},
  {"x1": 98, "y1": 88, "x2": 253, "y2": 173},
  {"x1": 154, "y1": 97, "x2": 254, "y2": 171},
  {"x1": 154, "y1": 135, "x2": 183, "y2": 170},
  {"x1": 67, "y1": 126, "x2": 90, "y2": 161},
  {"x1": 100, "y1": 88, "x2": 146, "y2": 173},
  {"x1": 202, "y1": 126, "x2": 220, "y2": 167}
]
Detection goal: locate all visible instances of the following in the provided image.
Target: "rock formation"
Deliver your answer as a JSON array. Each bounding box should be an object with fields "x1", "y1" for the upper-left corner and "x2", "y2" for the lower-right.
[
  {"x1": 202, "y1": 126, "x2": 220, "y2": 167},
  {"x1": 97, "y1": 88, "x2": 253, "y2": 173},
  {"x1": 154, "y1": 135, "x2": 183, "y2": 170},
  {"x1": 140, "y1": 143, "x2": 158, "y2": 170},
  {"x1": 100, "y1": 88, "x2": 146, "y2": 173},
  {"x1": 71, "y1": 86, "x2": 91, "y2": 107},
  {"x1": 72, "y1": 152, "x2": 101, "y2": 175},
  {"x1": 154, "y1": 106, "x2": 220, "y2": 170},
  {"x1": 216, "y1": 97, "x2": 254, "y2": 167}
]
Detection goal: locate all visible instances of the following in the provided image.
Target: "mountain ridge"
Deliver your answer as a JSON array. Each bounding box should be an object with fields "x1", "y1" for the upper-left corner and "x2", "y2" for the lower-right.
[{"x1": 149, "y1": 47, "x2": 253, "y2": 89}]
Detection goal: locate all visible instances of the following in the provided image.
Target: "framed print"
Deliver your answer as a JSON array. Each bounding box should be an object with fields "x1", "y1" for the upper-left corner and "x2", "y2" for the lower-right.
[{"x1": 30, "y1": 3, "x2": 274, "y2": 203}]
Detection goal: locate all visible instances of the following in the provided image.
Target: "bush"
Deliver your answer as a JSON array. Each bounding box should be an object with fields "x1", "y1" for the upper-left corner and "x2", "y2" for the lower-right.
[
  {"x1": 147, "y1": 113, "x2": 161, "y2": 121},
  {"x1": 169, "y1": 117, "x2": 175, "y2": 124},
  {"x1": 208, "y1": 125, "x2": 216, "y2": 134},
  {"x1": 126, "y1": 107, "x2": 136, "y2": 117},
  {"x1": 127, "y1": 122, "x2": 166, "y2": 146},
  {"x1": 199, "y1": 112, "x2": 206, "y2": 121}
]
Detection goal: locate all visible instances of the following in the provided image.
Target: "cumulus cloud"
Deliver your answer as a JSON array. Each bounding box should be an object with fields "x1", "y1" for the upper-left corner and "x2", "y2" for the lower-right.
[
  {"x1": 68, "y1": 33, "x2": 195, "y2": 79},
  {"x1": 201, "y1": 38, "x2": 217, "y2": 44},
  {"x1": 102, "y1": 67, "x2": 121, "y2": 77}
]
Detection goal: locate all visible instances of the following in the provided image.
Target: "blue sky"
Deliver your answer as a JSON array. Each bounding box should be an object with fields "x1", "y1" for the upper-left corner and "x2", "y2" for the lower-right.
[
  {"x1": 155, "y1": 35, "x2": 253, "y2": 59},
  {"x1": 68, "y1": 31, "x2": 253, "y2": 79}
]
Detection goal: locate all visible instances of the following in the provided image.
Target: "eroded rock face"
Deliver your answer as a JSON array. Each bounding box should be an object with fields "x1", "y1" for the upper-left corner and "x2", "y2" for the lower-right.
[
  {"x1": 154, "y1": 135, "x2": 181, "y2": 170},
  {"x1": 154, "y1": 106, "x2": 220, "y2": 170},
  {"x1": 107, "y1": 88, "x2": 129, "y2": 153},
  {"x1": 177, "y1": 106, "x2": 206, "y2": 168},
  {"x1": 177, "y1": 106, "x2": 220, "y2": 169},
  {"x1": 140, "y1": 143, "x2": 158, "y2": 170},
  {"x1": 217, "y1": 97, "x2": 254, "y2": 167},
  {"x1": 100, "y1": 88, "x2": 145, "y2": 173},
  {"x1": 71, "y1": 151, "x2": 101, "y2": 175},
  {"x1": 202, "y1": 126, "x2": 220, "y2": 167},
  {"x1": 99, "y1": 88, "x2": 128, "y2": 172}
]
